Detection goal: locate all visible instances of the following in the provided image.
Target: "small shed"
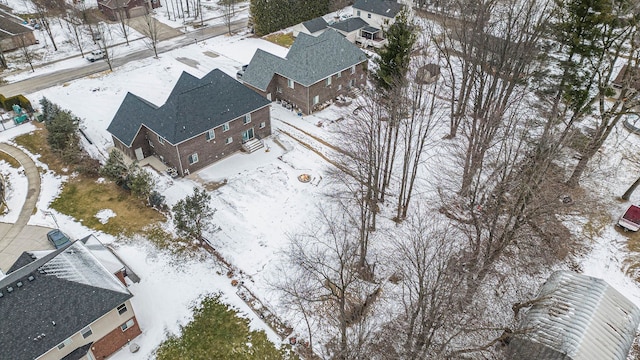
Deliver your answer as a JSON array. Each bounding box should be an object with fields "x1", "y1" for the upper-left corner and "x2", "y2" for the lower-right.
[
  {"x1": 292, "y1": 16, "x2": 328, "y2": 37},
  {"x1": 508, "y1": 271, "x2": 640, "y2": 360}
]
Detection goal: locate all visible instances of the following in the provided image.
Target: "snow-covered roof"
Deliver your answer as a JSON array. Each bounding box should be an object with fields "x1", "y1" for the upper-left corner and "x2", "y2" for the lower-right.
[
  {"x1": 508, "y1": 271, "x2": 640, "y2": 360},
  {"x1": 80, "y1": 235, "x2": 126, "y2": 275},
  {"x1": 0, "y1": 241, "x2": 132, "y2": 360}
]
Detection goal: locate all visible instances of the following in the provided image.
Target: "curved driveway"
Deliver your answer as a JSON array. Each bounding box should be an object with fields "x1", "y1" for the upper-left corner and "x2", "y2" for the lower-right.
[{"x1": 0, "y1": 143, "x2": 53, "y2": 273}]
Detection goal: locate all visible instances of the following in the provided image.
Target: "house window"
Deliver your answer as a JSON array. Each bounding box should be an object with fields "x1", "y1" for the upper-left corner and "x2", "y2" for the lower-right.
[
  {"x1": 337, "y1": 71, "x2": 342, "y2": 78},
  {"x1": 326, "y1": 77, "x2": 331, "y2": 86},
  {"x1": 226, "y1": 137, "x2": 233, "y2": 144},
  {"x1": 350, "y1": 79, "x2": 356, "y2": 87},
  {"x1": 223, "y1": 122, "x2": 230, "y2": 132},
  {"x1": 357, "y1": 10, "x2": 361, "y2": 16},
  {"x1": 81, "y1": 326, "x2": 93, "y2": 339},
  {"x1": 367, "y1": 13, "x2": 371, "y2": 19},
  {"x1": 244, "y1": 114, "x2": 251, "y2": 124},
  {"x1": 117, "y1": 303, "x2": 127, "y2": 315},
  {"x1": 277, "y1": 86, "x2": 283, "y2": 93},
  {"x1": 206, "y1": 129, "x2": 215, "y2": 141},
  {"x1": 351, "y1": 65, "x2": 356, "y2": 74},
  {"x1": 57, "y1": 338, "x2": 72, "y2": 350},
  {"x1": 338, "y1": 84, "x2": 342, "y2": 90},
  {"x1": 313, "y1": 95, "x2": 320, "y2": 105},
  {"x1": 260, "y1": 122, "x2": 266, "y2": 129},
  {"x1": 121, "y1": 319, "x2": 135, "y2": 332},
  {"x1": 288, "y1": 79, "x2": 294, "y2": 89},
  {"x1": 384, "y1": 19, "x2": 389, "y2": 25},
  {"x1": 158, "y1": 135, "x2": 164, "y2": 144},
  {"x1": 189, "y1": 153, "x2": 199, "y2": 164}
]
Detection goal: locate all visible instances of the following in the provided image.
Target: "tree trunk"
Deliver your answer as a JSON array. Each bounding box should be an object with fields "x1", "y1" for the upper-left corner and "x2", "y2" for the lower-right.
[{"x1": 622, "y1": 175, "x2": 640, "y2": 201}]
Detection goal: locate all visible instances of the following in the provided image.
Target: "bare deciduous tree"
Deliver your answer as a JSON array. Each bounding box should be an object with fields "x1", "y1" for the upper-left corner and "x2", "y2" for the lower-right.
[
  {"x1": 19, "y1": 35, "x2": 35, "y2": 72},
  {"x1": 279, "y1": 207, "x2": 377, "y2": 360},
  {"x1": 141, "y1": 11, "x2": 160, "y2": 58},
  {"x1": 221, "y1": 0, "x2": 236, "y2": 35}
]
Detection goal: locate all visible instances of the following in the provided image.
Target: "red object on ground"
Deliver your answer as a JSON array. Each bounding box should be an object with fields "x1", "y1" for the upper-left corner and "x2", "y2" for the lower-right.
[{"x1": 619, "y1": 205, "x2": 640, "y2": 231}]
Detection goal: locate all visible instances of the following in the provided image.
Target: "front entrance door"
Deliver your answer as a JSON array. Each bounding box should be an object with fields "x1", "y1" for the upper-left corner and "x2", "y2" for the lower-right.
[
  {"x1": 134, "y1": 147, "x2": 144, "y2": 161},
  {"x1": 242, "y1": 128, "x2": 254, "y2": 143}
]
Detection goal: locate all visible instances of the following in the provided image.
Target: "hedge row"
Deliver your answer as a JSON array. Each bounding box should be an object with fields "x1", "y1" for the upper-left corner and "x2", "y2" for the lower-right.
[
  {"x1": 250, "y1": 0, "x2": 330, "y2": 36},
  {"x1": 0, "y1": 94, "x2": 33, "y2": 112}
]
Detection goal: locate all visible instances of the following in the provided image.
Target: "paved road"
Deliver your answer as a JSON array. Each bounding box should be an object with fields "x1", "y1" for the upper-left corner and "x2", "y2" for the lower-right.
[
  {"x1": 0, "y1": 18, "x2": 249, "y2": 97},
  {"x1": 0, "y1": 143, "x2": 53, "y2": 273}
]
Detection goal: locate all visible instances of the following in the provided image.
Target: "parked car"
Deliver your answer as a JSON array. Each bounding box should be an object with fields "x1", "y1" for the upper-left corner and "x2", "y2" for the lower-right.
[
  {"x1": 618, "y1": 205, "x2": 640, "y2": 232},
  {"x1": 86, "y1": 49, "x2": 106, "y2": 62},
  {"x1": 47, "y1": 229, "x2": 71, "y2": 249},
  {"x1": 236, "y1": 64, "x2": 249, "y2": 80}
]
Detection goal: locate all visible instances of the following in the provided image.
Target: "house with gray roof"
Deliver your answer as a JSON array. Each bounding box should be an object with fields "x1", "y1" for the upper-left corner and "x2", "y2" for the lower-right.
[
  {"x1": 351, "y1": 0, "x2": 405, "y2": 47},
  {"x1": 107, "y1": 69, "x2": 272, "y2": 176},
  {"x1": 507, "y1": 271, "x2": 640, "y2": 360},
  {"x1": 292, "y1": 16, "x2": 329, "y2": 37},
  {"x1": 98, "y1": 0, "x2": 161, "y2": 21},
  {"x1": 0, "y1": 5, "x2": 36, "y2": 52},
  {"x1": 241, "y1": 30, "x2": 368, "y2": 115},
  {"x1": 0, "y1": 241, "x2": 141, "y2": 360}
]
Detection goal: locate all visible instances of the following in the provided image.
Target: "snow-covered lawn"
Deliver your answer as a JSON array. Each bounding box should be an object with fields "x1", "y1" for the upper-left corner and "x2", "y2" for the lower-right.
[{"x1": 0, "y1": 6, "x2": 640, "y2": 359}]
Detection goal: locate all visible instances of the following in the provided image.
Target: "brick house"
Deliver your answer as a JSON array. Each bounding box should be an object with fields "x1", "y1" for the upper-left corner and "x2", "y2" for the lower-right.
[
  {"x1": 107, "y1": 69, "x2": 272, "y2": 176},
  {"x1": 0, "y1": 241, "x2": 141, "y2": 360},
  {"x1": 98, "y1": 0, "x2": 161, "y2": 21},
  {"x1": 241, "y1": 30, "x2": 368, "y2": 115},
  {"x1": 0, "y1": 5, "x2": 37, "y2": 52}
]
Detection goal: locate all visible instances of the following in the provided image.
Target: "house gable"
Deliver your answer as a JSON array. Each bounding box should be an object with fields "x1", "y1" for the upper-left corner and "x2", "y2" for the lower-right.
[
  {"x1": 303, "y1": 16, "x2": 329, "y2": 33},
  {"x1": 243, "y1": 30, "x2": 368, "y2": 91},
  {"x1": 329, "y1": 17, "x2": 369, "y2": 33},
  {"x1": 0, "y1": 242, "x2": 132, "y2": 360},
  {"x1": 107, "y1": 69, "x2": 271, "y2": 147}
]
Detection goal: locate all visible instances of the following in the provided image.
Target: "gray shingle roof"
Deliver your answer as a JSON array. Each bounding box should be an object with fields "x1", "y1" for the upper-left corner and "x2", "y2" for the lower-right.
[
  {"x1": 508, "y1": 271, "x2": 640, "y2": 360},
  {"x1": 353, "y1": 0, "x2": 403, "y2": 17},
  {"x1": 242, "y1": 30, "x2": 367, "y2": 91},
  {"x1": 107, "y1": 69, "x2": 271, "y2": 146},
  {"x1": 0, "y1": 242, "x2": 132, "y2": 360},
  {"x1": 303, "y1": 16, "x2": 328, "y2": 33},
  {"x1": 329, "y1": 17, "x2": 369, "y2": 33}
]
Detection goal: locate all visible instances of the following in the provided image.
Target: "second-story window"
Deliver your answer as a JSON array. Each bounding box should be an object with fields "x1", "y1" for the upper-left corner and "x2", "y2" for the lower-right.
[
  {"x1": 223, "y1": 122, "x2": 230, "y2": 132},
  {"x1": 244, "y1": 114, "x2": 251, "y2": 124},
  {"x1": 206, "y1": 129, "x2": 215, "y2": 141}
]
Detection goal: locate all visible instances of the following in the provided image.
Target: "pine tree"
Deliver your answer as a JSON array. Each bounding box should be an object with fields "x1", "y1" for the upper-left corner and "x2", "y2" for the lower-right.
[
  {"x1": 172, "y1": 187, "x2": 216, "y2": 241},
  {"x1": 46, "y1": 110, "x2": 79, "y2": 154},
  {"x1": 373, "y1": 9, "x2": 417, "y2": 92},
  {"x1": 100, "y1": 149, "x2": 128, "y2": 184}
]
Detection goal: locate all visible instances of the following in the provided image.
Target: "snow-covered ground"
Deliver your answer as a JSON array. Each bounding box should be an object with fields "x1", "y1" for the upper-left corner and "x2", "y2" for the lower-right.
[{"x1": 0, "y1": 0, "x2": 639, "y2": 358}]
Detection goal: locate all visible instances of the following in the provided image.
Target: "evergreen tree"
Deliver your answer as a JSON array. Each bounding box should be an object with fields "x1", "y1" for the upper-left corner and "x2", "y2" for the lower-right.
[
  {"x1": 373, "y1": 9, "x2": 417, "y2": 92},
  {"x1": 172, "y1": 187, "x2": 216, "y2": 241},
  {"x1": 46, "y1": 110, "x2": 80, "y2": 155},
  {"x1": 100, "y1": 149, "x2": 128, "y2": 184},
  {"x1": 39, "y1": 97, "x2": 62, "y2": 123},
  {"x1": 127, "y1": 164, "x2": 155, "y2": 200}
]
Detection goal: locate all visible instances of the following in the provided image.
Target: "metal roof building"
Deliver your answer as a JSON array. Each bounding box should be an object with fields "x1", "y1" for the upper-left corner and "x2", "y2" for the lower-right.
[{"x1": 508, "y1": 271, "x2": 640, "y2": 360}]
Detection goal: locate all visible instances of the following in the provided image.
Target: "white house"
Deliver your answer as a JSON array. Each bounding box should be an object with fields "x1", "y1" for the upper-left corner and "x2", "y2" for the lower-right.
[{"x1": 351, "y1": 0, "x2": 404, "y2": 48}]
